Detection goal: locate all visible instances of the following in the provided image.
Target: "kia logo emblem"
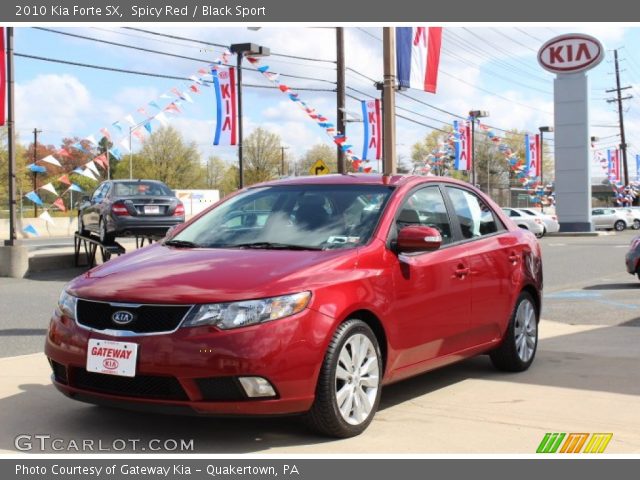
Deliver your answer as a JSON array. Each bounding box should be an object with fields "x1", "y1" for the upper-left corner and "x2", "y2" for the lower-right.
[
  {"x1": 103, "y1": 358, "x2": 119, "y2": 370},
  {"x1": 111, "y1": 310, "x2": 134, "y2": 325}
]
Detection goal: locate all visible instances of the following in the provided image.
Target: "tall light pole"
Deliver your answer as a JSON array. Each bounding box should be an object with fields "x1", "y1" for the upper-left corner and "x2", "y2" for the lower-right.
[
  {"x1": 5, "y1": 27, "x2": 17, "y2": 247},
  {"x1": 280, "y1": 145, "x2": 289, "y2": 176},
  {"x1": 469, "y1": 110, "x2": 489, "y2": 187},
  {"x1": 230, "y1": 43, "x2": 270, "y2": 189},
  {"x1": 336, "y1": 27, "x2": 346, "y2": 174},
  {"x1": 382, "y1": 27, "x2": 397, "y2": 175},
  {"x1": 539, "y1": 126, "x2": 554, "y2": 213}
]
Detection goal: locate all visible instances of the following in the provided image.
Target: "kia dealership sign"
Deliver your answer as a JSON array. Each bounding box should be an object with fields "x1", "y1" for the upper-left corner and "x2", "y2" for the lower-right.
[{"x1": 538, "y1": 34, "x2": 604, "y2": 74}]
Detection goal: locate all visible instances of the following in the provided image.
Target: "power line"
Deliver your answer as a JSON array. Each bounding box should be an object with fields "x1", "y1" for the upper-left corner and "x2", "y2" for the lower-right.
[
  {"x1": 124, "y1": 27, "x2": 337, "y2": 64},
  {"x1": 32, "y1": 27, "x2": 337, "y2": 86},
  {"x1": 14, "y1": 52, "x2": 335, "y2": 93}
]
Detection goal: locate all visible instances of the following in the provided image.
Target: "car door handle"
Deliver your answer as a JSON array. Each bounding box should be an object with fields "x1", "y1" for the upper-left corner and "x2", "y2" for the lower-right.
[
  {"x1": 508, "y1": 252, "x2": 520, "y2": 264},
  {"x1": 454, "y1": 264, "x2": 470, "y2": 278}
]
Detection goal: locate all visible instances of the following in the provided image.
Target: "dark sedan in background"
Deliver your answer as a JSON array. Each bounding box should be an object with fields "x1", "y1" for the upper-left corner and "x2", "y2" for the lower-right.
[
  {"x1": 625, "y1": 235, "x2": 640, "y2": 280},
  {"x1": 78, "y1": 180, "x2": 185, "y2": 244}
]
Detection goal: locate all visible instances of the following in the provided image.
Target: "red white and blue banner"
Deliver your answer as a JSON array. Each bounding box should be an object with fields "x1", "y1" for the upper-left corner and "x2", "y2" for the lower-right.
[
  {"x1": 525, "y1": 133, "x2": 541, "y2": 177},
  {"x1": 361, "y1": 99, "x2": 382, "y2": 161},
  {"x1": 396, "y1": 27, "x2": 443, "y2": 94},
  {"x1": 212, "y1": 66, "x2": 237, "y2": 146},
  {"x1": 453, "y1": 120, "x2": 472, "y2": 171},
  {"x1": 608, "y1": 149, "x2": 621, "y2": 182}
]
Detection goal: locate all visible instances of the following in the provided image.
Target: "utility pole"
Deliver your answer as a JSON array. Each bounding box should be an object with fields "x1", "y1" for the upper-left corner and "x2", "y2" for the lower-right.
[
  {"x1": 336, "y1": 27, "x2": 346, "y2": 174},
  {"x1": 606, "y1": 49, "x2": 633, "y2": 186},
  {"x1": 280, "y1": 146, "x2": 289, "y2": 176},
  {"x1": 5, "y1": 27, "x2": 17, "y2": 247},
  {"x1": 381, "y1": 27, "x2": 397, "y2": 175},
  {"x1": 31, "y1": 128, "x2": 42, "y2": 217}
]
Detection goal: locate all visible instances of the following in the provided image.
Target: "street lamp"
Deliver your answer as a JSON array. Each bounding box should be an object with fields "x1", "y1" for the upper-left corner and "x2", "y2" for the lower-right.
[
  {"x1": 539, "y1": 126, "x2": 554, "y2": 213},
  {"x1": 230, "y1": 42, "x2": 270, "y2": 189},
  {"x1": 469, "y1": 110, "x2": 489, "y2": 188},
  {"x1": 280, "y1": 145, "x2": 290, "y2": 176}
]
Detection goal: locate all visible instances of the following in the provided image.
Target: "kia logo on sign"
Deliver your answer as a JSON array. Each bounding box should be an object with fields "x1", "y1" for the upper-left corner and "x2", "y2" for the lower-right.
[
  {"x1": 538, "y1": 34, "x2": 604, "y2": 74},
  {"x1": 111, "y1": 310, "x2": 134, "y2": 325},
  {"x1": 103, "y1": 358, "x2": 119, "y2": 370}
]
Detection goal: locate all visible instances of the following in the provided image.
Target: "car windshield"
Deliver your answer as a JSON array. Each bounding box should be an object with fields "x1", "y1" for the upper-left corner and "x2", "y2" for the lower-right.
[
  {"x1": 170, "y1": 184, "x2": 394, "y2": 250},
  {"x1": 113, "y1": 181, "x2": 172, "y2": 197}
]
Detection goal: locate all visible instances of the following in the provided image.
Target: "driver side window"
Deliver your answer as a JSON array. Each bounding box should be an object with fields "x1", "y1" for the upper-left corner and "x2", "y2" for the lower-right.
[{"x1": 397, "y1": 186, "x2": 453, "y2": 245}]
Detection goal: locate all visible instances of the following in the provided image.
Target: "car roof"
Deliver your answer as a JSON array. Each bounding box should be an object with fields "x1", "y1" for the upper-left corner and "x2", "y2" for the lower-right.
[
  {"x1": 109, "y1": 179, "x2": 167, "y2": 184},
  {"x1": 251, "y1": 173, "x2": 470, "y2": 189}
]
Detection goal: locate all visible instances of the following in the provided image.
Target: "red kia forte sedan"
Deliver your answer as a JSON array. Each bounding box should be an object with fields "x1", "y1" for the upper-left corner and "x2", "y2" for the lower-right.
[{"x1": 46, "y1": 174, "x2": 542, "y2": 437}]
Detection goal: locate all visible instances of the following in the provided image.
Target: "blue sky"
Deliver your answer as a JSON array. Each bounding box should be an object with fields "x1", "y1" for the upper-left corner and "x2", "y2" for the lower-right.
[{"x1": 11, "y1": 25, "x2": 640, "y2": 179}]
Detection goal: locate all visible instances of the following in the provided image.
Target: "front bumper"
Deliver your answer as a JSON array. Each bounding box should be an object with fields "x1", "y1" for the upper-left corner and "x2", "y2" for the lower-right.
[{"x1": 45, "y1": 305, "x2": 336, "y2": 416}]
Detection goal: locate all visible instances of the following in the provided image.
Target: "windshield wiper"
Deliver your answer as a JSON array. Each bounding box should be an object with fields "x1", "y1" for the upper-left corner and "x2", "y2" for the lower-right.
[
  {"x1": 228, "y1": 242, "x2": 323, "y2": 251},
  {"x1": 164, "y1": 239, "x2": 200, "y2": 248}
]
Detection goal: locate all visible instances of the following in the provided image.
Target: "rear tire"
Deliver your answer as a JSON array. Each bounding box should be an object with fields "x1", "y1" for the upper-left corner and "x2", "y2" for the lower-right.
[
  {"x1": 633, "y1": 219, "x2": 640, "y2": 230},
  {"x1": 305, "y1": 319, "x2": 382, "y2": 438},
  {"x1": 615, "y1": 220, "x2": 626, "y2": 232},
  {"x1": 490, "y1": 292, "x2": 538, "y2": 372},
  {"x1": 99, "y1": 218, "x2": 115, "y2": 245}
]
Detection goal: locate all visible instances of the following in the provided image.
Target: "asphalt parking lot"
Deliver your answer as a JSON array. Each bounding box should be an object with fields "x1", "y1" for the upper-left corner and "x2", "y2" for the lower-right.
[{"x1": 0, "y1": 231, "x2": 639, "y2": 453}]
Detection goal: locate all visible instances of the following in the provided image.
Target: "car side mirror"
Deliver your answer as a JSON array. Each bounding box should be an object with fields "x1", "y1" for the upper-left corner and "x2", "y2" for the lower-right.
[
  {"x1": 81, "y1": 195, "x2": 90, "y2": 203},
  {"x1": 396, "y1": 226, "x2": 442, "y2": 253}
]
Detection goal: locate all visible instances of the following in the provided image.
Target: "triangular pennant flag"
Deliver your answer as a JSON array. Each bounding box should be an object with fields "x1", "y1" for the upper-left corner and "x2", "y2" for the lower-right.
[
  {"x1": 39, "y1": 182, "x2": 58, "y2": 196},
  {"x1": 112, "y1": 121, "x2": 123, "y2": 133},
  {"x1": 137, "y1": 106, "x2": 149, "y2": 116},
  {"x1": 68, "y1": 183, "x2": 84, "y2": 193},
  {"x1": 84, "y1": 135, "x2": 97, "y2": 145},
  {"x1": 197, "y1": 68, "x2": 208, "y2": 75},
  {"x1": 39, "y1": 210, "x2": 55, "y2": 226},
  {"x1": 148, "y1": 101, "x2": 161, "y2": 110},
  {"x1": 56, "y1": 148, "x2": 71, "y2": 158},
  {"x1": 28, "y1": 164, "x2": 47, "y2": 173},
  {"x1": 164, "y1": 103, "x2": 181, "y2": 114},
  {"x1": 110, "y1": 147, "x2": 122, "y2": 160},
  {"x1": 119, "y1": 138, "x2": 131, "y2": 152},
  {"x1": 278, "y1": 85, "x2": 290, "y2": 93},
  {"x1": 144, "y1": 122, "x2": 152, "y2": 134},
  {"x1": 57, "y1": 174, "x2": 71, "y2": 186},
  {"x1": 100, "y1": 127, "x2": 111, "y2": 141},
  {"x1": 189, "y1": 84, "x2": 200, "y2": 94},
  {"x1": 52, "y1": 197, "x2": 66, "y2": 212},
  {"x1": 124, "y1": 115, "x2": 136, "y2": 126},
  {"x1": 155, "y1": 112, "x2": 169, "y2": 127},
  {"x1": 246, "y1": 57, "x2": 259, "y2": 64},
  {"x1": 80, "y1": 168, "x2": 97, "y2": 181},
  {"x1": 132, "y1": 129, "x2": 145, "y2": 142},
  {"x1": 25, "y1": 191, "x2": 44, "y2": 206},
  {"x1": 182, "y1": 92, "x2": 194, "y2": 103},
  {"x1": 93, "y1": 153, "x2": 107, "y2": 169},
  {"x1": 23, "y1": 224, "x2": 39, "y2": 236},
  {"x1": 160, "y1": 93, "x2": 171, "y2": 99},
  {"x1": 40, "y1": 155, "x2": 61, "y2": 167},
  {"x1": 72, "y1": 167, "x2": 83, "y2": 174},
  {"x1": 257, "y1": 66, "x2": 269, "y2": 73},
  {"x1": 85, "y1": 160, "x2": 100, "y2": 176}
]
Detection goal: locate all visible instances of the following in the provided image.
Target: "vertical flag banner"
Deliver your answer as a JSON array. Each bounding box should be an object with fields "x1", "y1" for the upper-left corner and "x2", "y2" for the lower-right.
[
  {"x1": 361, "y1": 99, "x2": 382, "y2": 161},
  {"x1": 636, "y1": 154, "x2": 640, "y2": 181},
  {"x1": 454, "y1": 121, "x2": 472, "y2": 171},
  {"x1": 212, "y1": 67, "x2": 237, "y2": 146},
  {"x1": 608, "y1": 149, "x2": 621, "y2": 182},
  {"x1": 396, "y1": 27, "x2": 443, "y2": 93},
  {"x1": 0, "y1": 27, "x2": 6, "y2": 126},
  {"x1": 526, "y1": 134, "x2": 541, "y2": 177}
]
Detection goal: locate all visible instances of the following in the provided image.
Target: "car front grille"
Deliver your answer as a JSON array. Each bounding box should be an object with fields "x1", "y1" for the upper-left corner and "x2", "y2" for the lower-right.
[
  {"x1": 76, "y1": 299, "x2": 191, "y2": 334},
  {"x1": 49, "y1": 360, "x2": 68, "y2": 384},
  {"x1": 72, "y1": 368, "x2": 189, "y2": 400}
]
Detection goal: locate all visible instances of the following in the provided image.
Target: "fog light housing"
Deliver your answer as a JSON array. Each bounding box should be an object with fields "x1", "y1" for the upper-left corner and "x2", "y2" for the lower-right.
[{"x1": 238, "y1": 377, "x2": 276, "y2": 398}]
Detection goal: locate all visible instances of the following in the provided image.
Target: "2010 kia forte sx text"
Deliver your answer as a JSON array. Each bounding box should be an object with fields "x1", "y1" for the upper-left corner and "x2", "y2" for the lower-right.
[{"x1": 46, "y1": 174, "x2": 542, "y2": 437}]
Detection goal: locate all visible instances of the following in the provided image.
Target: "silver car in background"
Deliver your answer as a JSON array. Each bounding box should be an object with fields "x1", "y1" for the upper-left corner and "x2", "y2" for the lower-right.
[
  {"x1": 591, "y1": 208, "x2": 631, "y2": 231},
  {"x1": 518, "y1": 208, "x2": 560, "y2": 235},
  {"x1": 615, "y1": 208, "x2": 640, "y2": 230},
  {"x1": 502, "y1": 208, "x2": 545, "y2": 237}
]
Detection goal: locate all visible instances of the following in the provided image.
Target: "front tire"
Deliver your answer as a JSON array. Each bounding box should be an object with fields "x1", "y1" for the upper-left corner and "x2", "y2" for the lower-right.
[
  {"x1": 77, "y1": 214, "x2": 89, "y2": 236},
  {"x1": 306, "y1": 319, "x2": 382, "y2": 438},
  {"x1": 490, "y1": 292, "x2": 538, "y2": 372},
  {"x1": 614, "y1": 220, "x2": 626, "y2": 232},
  {"x1": 633, "y1": 219, "x2": 640, "y2": 230}
]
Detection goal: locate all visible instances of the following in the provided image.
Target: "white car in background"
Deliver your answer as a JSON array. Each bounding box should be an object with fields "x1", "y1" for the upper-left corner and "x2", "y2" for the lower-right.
[
  {"x1": 614, "y1": 208, "x2": 640, "y2": 230},
  {"x1": 518, "y1": 208, "x2": 560, "y2": 234},
  {"x1": 502, "y1": 208, "x2": 545, "y2": 238},
  {"x1": 591, "y1": 208, "x2": 631, "y2": 231}
]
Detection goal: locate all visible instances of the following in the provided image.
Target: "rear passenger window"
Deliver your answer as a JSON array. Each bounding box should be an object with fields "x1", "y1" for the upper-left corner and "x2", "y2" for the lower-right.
[
  {"x1": 397, "y1": 186, "x2": 453, "y2": 245},
  {"x1": 446, "y1": 187, "x2": 501, "y2": 239}
]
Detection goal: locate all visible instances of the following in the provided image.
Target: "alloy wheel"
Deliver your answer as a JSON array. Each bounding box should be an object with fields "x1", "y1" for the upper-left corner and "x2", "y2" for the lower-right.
[{"x1": 514, "y1": 299, "x2": 537, "y2": 363}]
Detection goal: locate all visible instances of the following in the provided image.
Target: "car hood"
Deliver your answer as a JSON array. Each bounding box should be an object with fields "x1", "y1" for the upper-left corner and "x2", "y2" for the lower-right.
[{"x1": 67, "y1": 243, "x2": 358, "y2": 304}]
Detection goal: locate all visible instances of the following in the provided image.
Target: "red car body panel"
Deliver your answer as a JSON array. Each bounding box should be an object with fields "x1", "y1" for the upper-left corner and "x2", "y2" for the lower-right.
[{"x1": 45, "y1": 174, "x2": 543, "y2": 415}]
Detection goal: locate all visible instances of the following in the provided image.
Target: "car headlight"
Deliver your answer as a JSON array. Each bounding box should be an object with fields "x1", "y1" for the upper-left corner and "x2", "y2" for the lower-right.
[
  {"x1": 57, "y1": 290, "x2": 77, "y2": 320},
  {"x1": 182, "y1": 292, "x2": 311, "y2": 330}
]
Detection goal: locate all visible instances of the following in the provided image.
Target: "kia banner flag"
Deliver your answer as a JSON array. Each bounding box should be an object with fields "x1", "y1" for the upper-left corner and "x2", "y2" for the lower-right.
[
  {"x1": 454, "y1": 120, "x2": 472, "y2": 171},
  {"x1": 608, "y1": 149, "x2": 621, "y2": 182},
  {"x1": 361, "y1": 99, "x2": 382, "y2": 161},
  {"x1": 396, "y1": 27, "x2": 443, "y2": 93},
  {"x1": 0, "y1": 27, "x2": 5, "y2": 126},
  {"x1": 526, "y1": 133, "x2": 541, "y2": 177},
  {"x1": 212, "y1": 67, "x2": 237, "y2": 146}
]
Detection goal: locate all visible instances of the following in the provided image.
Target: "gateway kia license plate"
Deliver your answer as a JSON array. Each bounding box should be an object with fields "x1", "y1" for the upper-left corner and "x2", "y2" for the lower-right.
[
  {"x1": 144, "y1": 205, "x2": 160, "y2": 214},
  {"x1": 86, "y1": 339, "x2": 138, "y2": 377}
]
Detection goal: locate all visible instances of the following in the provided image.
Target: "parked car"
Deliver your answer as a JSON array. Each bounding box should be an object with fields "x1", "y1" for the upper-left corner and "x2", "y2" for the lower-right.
[
  {"x1": 591, "y1": 208, "x2": 630, "y2": 231},
  {"x1": 47, "y1": 175, "x2": 543, "y2": 438},
  {"x1": 77, "y1": 180, "x2": 185, "y2": 244},
  {"x1": 501, "y1": 208, "x2": 545, "y2": 237},
  {"x1": 614, "y1": 208, "x2": 640, "y2": 230},
  {"x1": 625, "y1": 235, "x2": 640, "y2": 279},
  {"x1": 518, "y1": 208, "x2": 560, "y2": 235}
]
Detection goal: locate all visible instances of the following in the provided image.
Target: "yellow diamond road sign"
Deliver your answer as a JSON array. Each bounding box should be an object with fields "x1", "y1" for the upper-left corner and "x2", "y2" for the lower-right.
[{"x1": 309, "y1": 159, "x2": 330, "y2": 176}]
